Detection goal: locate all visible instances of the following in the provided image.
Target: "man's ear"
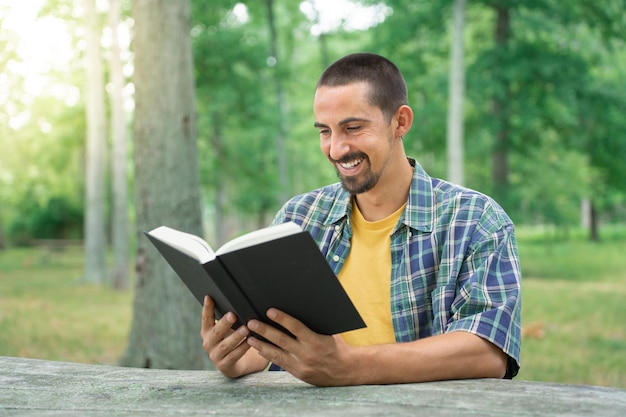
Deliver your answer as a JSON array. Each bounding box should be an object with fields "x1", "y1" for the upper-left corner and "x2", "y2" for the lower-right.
[{"x1": 394, "y1": 105, "x2": 413, "y2": 139}]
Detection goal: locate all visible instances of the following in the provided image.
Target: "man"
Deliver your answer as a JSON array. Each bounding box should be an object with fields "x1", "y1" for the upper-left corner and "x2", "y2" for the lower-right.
[{"x1": 201, "y1": 53, "x2": 522, "y2": 386}]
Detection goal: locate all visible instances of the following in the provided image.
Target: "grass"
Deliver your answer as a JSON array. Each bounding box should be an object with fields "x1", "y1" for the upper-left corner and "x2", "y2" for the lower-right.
[
  {"x1": 515, "y1": 225, "x2": 626, "y2": 388},
  {"x1": 0, "y1": 247, "x2": 132, "y2": 365},
  {"x1": 0, "y1": 225, "x2": 625, "y2": 389}
]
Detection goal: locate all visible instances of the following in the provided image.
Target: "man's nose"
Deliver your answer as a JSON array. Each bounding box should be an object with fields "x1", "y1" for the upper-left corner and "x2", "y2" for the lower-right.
[{"x1": 329, "y1": 132, "x2": 351, "y2": 161}]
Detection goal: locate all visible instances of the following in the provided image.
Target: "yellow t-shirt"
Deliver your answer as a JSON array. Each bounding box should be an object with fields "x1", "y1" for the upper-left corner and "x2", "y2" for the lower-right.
[{"x1": 338, "y1": 201, "x2": 405, "y2": 346}]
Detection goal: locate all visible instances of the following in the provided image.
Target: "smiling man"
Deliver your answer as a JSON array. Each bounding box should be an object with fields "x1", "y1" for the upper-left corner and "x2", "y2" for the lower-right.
[{"x1": 201, "y1": 53, "x2": 522, "y2": 386}]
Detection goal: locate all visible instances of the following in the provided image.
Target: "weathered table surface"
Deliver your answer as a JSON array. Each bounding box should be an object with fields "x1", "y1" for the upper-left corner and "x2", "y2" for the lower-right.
[{"x1": 1, "y1": 356, "x2": 625, "y2": 416}]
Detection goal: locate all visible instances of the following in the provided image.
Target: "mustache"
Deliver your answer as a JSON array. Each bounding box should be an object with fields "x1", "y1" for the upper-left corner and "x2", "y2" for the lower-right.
[{"x1": 329, "y1": 152, "x2": 368, "y2": 165}]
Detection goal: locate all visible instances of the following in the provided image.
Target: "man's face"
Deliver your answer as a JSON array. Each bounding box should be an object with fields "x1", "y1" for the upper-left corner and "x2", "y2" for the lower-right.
[{"x1": 314, "y1": 82, "x2": 397, "y2": 195}]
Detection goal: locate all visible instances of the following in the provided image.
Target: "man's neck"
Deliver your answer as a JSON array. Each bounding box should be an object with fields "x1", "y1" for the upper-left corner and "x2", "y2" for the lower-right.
[{"x1": 354, "y1": 158, "x2": 414, "y2": 222}]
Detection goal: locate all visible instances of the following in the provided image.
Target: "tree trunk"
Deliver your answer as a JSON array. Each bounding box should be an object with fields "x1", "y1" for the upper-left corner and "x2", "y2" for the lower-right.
[
  {"x1": 121, "y1": 0, "x2": 212, "y2": 370},
  {"x1": 446, "y1": 0, "x2": 466, "y2": 186},
  {"x1": 265, "y1": 0, "x2": 289, "y2": 203},
  {"x1": 212, "y1": 111, "x2": 227, "y2": 247},
  {"x1": 83, "y1": 0, "x2": 108, "y2": 284},
  {"x1": 491, "y1": 3, "x2": 511, "y2": 204},
  {"x1": 108, "y1": 0, "x2": 130, "y2": 291},
  {"x1": 306, "y1": 0, "x2": 330, "y2": 69},
  {"x1": 0, "y1": 211, "x2": 5, "y2": 250},
  {"x1": 589, "y1": 199, "x2": 600, "y2": 242}
]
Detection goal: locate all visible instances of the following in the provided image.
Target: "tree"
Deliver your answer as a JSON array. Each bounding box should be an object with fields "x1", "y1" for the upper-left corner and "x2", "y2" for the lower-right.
[
  {"x1": 361, "y1": 0, "x2": 451, "y2": 178},
  {"x1": 489, "y1": 1, "x2": 512, "y2": 205},
  {"x1": 265, "y1": 0, "x2": 289, "y2": 203},
  {"x1": 191, "y1": 1, "x2": 307, "y2": 240},
  {"x1": 360, "y1": 0, "x2": 626, "y2": 233},
  {"x1": 121, "y1": 0, "x2": 211, "y2": 369},
  {"x1": 83, "y1": 0, "x2": 108, "y2": 283},
  {"x1": 0, "y1": 4, "x2": 20, "y2": 250},
  {"x1": 192, "y1": 1, "x2": 279, "y2": 243},
  {"x1": 446, "y1": 0, "x2": 466, "y2": 185},
  {"x1": 478, "y1": 0, "x2": 626, "y2": 235},
  {"x1": 108, "y1": 0, "x2": 130, "y2": 290}
]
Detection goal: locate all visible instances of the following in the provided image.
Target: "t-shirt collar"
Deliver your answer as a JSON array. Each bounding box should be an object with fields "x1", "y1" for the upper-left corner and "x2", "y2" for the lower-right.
[{"x1": 325, "y1": 157, "x2": 434, "y2": 233}]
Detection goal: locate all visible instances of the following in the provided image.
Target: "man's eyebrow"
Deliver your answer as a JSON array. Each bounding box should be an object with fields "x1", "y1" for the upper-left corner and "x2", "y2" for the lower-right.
[
  {"x1": 313, "y1": 117, "x2": 370, "y2": 128},
  {"x1": 339, "y1": 117, "x2": 370, "y2": 126}
]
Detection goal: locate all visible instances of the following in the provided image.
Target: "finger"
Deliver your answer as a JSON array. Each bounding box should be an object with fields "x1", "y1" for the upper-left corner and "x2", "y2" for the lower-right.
[
  {"x1": 201, "y1": 295, "x2": 216, "y2": 335},
  {"x1": 219, "y1": 338, "x2": 253, "y2": 369},
  {"x1": 245, "y1": 309, "x2": 319, "y2": 370},
  {"x1": 246, "y1": 331, "x2": 284, "y2": 368},
  {"x1": 210, "y1": 325, "x2": 251, "y2": 364},
  {"x1": 205, "y1": 312, "x2": 237, "y2": 348},
  {"x1": 247, "y1": 313, "x2": 299, "y2": 354},
  {"x1": 266, "y1": 308, "x2": 312, "y2": 341},
  {"x1": 214, "y1": 311, "x2": 239, "y2": 335},
  {"x1": 203, "y1": 313, "x2": 244, "y2": 358}
]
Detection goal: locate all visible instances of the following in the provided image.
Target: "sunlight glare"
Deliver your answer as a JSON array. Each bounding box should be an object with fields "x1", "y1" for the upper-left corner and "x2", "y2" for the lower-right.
[
  {"x1": 232, "y1": 3, "x2": 249, "y2": 24},
  {"x1": 8, "y1": 110, "x2": 31, "y2": 131},
  {"x1": 299, "y1": 0, "x2": 391, "y2": 35},
  {"x1": 2, "y1": 1, "x2": 74, "y2": 97},
  {"x1": 2, "y1": 0, "x2": 82, "y2": 132}
]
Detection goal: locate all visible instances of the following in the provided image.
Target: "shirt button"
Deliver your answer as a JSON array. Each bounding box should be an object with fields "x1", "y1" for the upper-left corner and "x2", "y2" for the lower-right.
[
  {"x1": 334, "y1": 225, "x2": 341, "y2": 232},
  {"x1": 333, "y1": 255, "x2": 340, "y2": 262}
]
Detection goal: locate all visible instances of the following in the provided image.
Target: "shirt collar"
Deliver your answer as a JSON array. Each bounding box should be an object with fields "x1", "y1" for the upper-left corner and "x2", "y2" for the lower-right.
[
  {"x1": 404, "y1": 157, "x2": 434, "y2": 233},
  {"x1": 324, "y1": 157, "x2": 434, "y2": 233}
]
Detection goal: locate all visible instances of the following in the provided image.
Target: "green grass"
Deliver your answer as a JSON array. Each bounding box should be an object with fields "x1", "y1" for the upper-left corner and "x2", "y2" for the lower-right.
[
  {"x1": 515, "y1": 225, "x2": 626, "y2": 388},
  {"x1": 516, "y1": 225, "x2": 626, "y2": 281},
  {"x1": 0, "y1": 226, "x2": 625, "y2": 388},
  {"x1": 0, "y1": 247, "x2": 132, "y2": 365}
]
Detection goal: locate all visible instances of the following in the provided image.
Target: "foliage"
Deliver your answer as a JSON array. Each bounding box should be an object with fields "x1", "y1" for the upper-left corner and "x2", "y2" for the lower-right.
[
  {"x1": 360, "y1": 0, "x2": 626, "y2": 230},
  {"x1": 362, "y1": 0, "x2": 451, "y2": 177},
  {"x1": 1, "y1": 94, "x2": 85, "y2": 245},
  {"x1": 2, "y1": 0, "x2": 626, "y2": 247},
  {"x1": 0, "y1": 1, "x2": 86, "y2": 247},
  {"x1": 191, "y1": 1, "x2": 358, "y2": 235},
  {"x1": 192, "y1": 1, "x2": 286, "y2": 230},
  {"x1": 510, "y1": 136, "x2": 595, "y2": 227},
  {"x1": 7, "y1": 195, "x2": 83, "y2": 245}
]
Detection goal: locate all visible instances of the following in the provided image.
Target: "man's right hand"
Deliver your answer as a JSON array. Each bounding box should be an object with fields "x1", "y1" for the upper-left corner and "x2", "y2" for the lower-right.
[{"x1": 200, "y1": 295, "x2": 269, "y2": 378}]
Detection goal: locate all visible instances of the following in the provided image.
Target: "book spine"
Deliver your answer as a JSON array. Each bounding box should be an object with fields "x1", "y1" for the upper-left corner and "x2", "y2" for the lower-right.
[{"x1": 204, "y1": 260, "x2": 261, "y2": 328}]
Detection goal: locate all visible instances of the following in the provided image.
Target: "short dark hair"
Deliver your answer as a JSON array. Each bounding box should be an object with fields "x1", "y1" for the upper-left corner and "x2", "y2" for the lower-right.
[{"x1": 316, "y1": 53, "x2": 408, "y2": 121}]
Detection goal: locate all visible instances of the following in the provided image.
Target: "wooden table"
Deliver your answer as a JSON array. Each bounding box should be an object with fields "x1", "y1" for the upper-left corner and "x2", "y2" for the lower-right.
[{"x1": 1, "y1": 356, "x2": 625, "y2": 416}]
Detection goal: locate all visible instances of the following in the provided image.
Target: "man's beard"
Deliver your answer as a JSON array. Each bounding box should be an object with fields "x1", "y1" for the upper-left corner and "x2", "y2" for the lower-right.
[{"x1": 333, "y1": 153, "x2": 381, "y2": 195}]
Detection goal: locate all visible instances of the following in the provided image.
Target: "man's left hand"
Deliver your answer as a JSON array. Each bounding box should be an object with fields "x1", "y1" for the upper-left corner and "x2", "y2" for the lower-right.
[{"x1": 246, "y1": 308, "x2": 360, "y2": 386}]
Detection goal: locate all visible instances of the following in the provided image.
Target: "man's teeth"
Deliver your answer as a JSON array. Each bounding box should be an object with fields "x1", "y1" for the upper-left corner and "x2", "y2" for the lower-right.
[{"x1": 340, "y1": 158, "x2": 363, "y2": 168}]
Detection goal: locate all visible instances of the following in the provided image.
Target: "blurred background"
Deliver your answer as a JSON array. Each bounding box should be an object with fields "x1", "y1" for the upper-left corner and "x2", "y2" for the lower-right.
[{"x1": 0, "y1": 0, "x2": 625, "y2": 387}]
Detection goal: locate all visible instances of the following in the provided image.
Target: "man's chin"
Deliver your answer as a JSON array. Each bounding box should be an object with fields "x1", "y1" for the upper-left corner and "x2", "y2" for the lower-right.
[{"x1": 339, "y1": 175, "x2": 376, "y2": 195}]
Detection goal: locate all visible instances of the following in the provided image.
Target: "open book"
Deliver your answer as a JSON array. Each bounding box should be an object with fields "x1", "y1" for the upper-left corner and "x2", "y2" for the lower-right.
[{"x1": 145, "y1": 222, "x2": 365, "y2": 336}]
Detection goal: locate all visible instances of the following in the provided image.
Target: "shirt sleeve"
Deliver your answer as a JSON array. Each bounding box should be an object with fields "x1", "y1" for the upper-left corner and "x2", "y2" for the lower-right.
[{"x1": 445, "y1": 222, "x2": 522, "y2": 378}]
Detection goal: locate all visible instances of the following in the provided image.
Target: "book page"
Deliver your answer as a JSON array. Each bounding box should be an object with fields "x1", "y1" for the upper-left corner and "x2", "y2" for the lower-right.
[
  {"x1": 148, "y1": 226, "x2": 216, "y2": 264},
  {"x1": 216, "y1": 222, "x2": 302, "y2": 255}
]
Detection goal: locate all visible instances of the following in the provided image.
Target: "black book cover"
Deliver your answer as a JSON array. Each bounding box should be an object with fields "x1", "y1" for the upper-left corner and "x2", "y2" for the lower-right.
[
  {"x1": 146, "y1": 230, "x2": 366, "y2": 335},
  {"x1": 146, "y1": 232, "x2": 258, "y2": 328}
]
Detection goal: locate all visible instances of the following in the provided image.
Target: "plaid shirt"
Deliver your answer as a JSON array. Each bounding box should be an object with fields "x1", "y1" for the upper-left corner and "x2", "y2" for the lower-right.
[{"x1": 272, "y1": 158, "x2": 522, "y2": 377}]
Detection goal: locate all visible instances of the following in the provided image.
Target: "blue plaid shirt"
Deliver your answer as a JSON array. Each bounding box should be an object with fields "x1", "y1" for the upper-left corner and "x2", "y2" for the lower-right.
[{"x1": 272, "y1": 158, "x2": 521, "y2": 377}]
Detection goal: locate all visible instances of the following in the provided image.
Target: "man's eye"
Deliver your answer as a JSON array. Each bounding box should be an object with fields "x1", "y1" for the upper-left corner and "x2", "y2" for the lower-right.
[
  {"x1": 319, "y1": 129, "x2": 330, "y2": 135},
  {"x1": 347, "y1": 126, "x2": 361, "y2": 131}
]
